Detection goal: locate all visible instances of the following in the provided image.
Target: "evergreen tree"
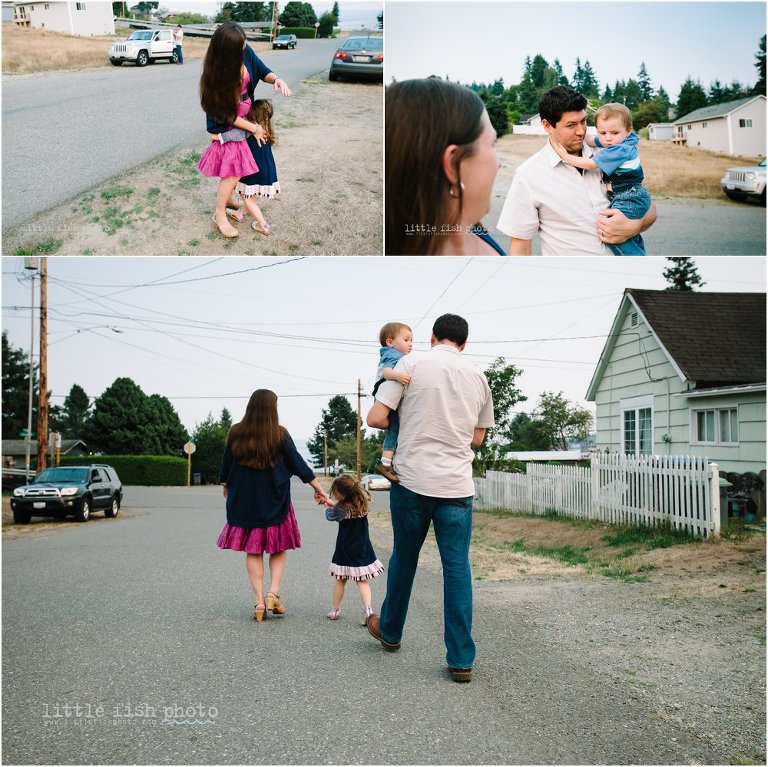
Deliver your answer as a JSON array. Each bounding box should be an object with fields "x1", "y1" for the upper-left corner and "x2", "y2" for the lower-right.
[
  {"x1": 722, "y1": 80, "x2": 749, "y2": 101},
  {"x1": 317, "y1": 11, "x2": 334, "y2": 37},
  {"x1": 601, "y1": 84, "x2": 613, "y2": 102},
  {"x1": 509, "y1": 412, "x2": 551, "y2": 451},
  {"x1": 637, "y1": 62, "x2": 654, "y2": 101},
  {"x1": 306, "y1": 395, "x2": 357, "y2": 466},
  {"x1": 220, "y1": 408, "x2": 233, "y2": 429},
  {"x1": 755, "y1": 35, "x2": 766, "y2": 95},
  {"x1": 675, "y1": 77, "x2": 707, "y2": 119},
  {"x1": 48, "y1": 384, "x2": 90, "y2": 438},
  {"x1": 376, "y1": 10, "x2": 382, "y2": 30},
  {"x1": 572, "y1": 57, "x2": 583, "y2": 92},
  {"x1": 216, "y1": 1, "x2": 269, "y2": 22},
  {"x1": 654, "y1": 85, "x2": 672, "y2": 119},
  {"x1": 708, "y1": 78, "x2": 728, "y2": 105},
  {"x1": 553, "y1": 58, "x2": 568, "y2": 86},
  {"x1": 613, "y1": 79, "x2": 626, "y2": 104},
  {"x1": 146, "y1": 394, "x2": 189, "y2": 455},
  {"x1": 622, "y1": 78, "x2": 643, "y2": 110},
  {"x1": 2, "y1": 331, "x2": 37, "y2": 440},
  {"x1": 191, "y1": 413, "x2": 229, "y2": 484},
  {"x1": 331, "y1": 1, "x2": 340, "y2": 23},
  {"x1": 579, "y1": 59, "x2": 599, "y2": 98},
  {"x1": 278, "y1": 1, "x2": 317, "y2": 27},
  {"x1": 484, "y1": 95, "x2": 509, "y2": 137},
  {"x1": 530, "y1": 54, "x2": 549, "y2": 88},
  {"x1": 663, "y1": 258, "x2": 706, "y2": 291},
  {"x1": 518, "y1": 69, "x2": 539, "y2": 113}
]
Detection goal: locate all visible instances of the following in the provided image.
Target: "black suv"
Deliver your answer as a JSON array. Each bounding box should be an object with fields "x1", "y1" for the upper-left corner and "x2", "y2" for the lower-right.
[{"x1": 10, "y1": 465, "x2": 123, "y2": 524}]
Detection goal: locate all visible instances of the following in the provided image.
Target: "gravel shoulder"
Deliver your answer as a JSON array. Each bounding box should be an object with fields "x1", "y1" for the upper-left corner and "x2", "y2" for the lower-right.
[{"x1": 3, "y1": 73, "x2": 383, "y2": 256}]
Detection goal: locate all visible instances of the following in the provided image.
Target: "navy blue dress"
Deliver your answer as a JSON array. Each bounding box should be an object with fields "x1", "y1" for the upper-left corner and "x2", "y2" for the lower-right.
[
  {"x1": 325, "y1": 504, "x2": 384, "y2": 581},
  {"x1": 238, "y1": 137, "x2": 281, "y2": 198}
]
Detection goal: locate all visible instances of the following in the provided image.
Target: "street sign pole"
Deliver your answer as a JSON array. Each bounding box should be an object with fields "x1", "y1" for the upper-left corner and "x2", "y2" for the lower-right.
[{"x1": 183, "y1": 442, "x2": 196, "y2": 486}]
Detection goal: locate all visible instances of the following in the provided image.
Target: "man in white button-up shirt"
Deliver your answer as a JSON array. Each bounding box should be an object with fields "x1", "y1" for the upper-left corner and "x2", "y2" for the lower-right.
[
  {"x1": 497, "y1": 86, "x2": 657, "y2": 256},
  {"x1": 365, "y1": 314, "x2": 494, "y2": 682}
]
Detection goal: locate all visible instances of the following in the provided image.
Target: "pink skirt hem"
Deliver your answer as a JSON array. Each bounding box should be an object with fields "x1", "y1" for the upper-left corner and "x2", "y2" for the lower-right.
[
  {"x1": 217, "y1": 504, "x2": 301, "y2": 554},
  {"x1": 198, "y1": 141, "x2": 259, "y2": 179}
]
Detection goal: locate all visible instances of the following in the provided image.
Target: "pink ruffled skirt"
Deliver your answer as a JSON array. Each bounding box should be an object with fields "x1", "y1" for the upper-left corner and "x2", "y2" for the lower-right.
[
  {"x1": 198, "y1": 140, "x2": 258, "y2": 179},
  {"x1": 217, "y1": 504, "x2": 301, "y2": 554}
]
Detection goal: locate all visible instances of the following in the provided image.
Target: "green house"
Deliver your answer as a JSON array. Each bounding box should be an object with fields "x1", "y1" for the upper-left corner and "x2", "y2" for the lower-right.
[{"x1": 586, "y1": 289, "x2": 766, "y2": 474}]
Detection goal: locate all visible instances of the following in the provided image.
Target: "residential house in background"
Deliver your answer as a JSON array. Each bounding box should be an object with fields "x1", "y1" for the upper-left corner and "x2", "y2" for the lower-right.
[
  {"x1": 2, "y1": 439, "x2": 89, "y2": 469},
  {"x1": 586, "y1": 289, "x2": 766, "y2": 475},
  {"x1": 647, "y1": 123, "x2": 674, "y2": 141},
  {"x1": 673, "y1": 95, "x2": 766, "y2": 157},
  {"x1": 10, "y1": 1, "x2": 114, "y2": 35}
]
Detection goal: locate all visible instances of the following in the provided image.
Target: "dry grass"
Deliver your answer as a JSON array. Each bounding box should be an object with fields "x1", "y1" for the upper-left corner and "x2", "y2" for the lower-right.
[
  {"x1": 497, "y1": 133, "x2": 764, "y2": 200},
  {"x1": 1, "y1": 22, "x2": 248, "y2": 73}
]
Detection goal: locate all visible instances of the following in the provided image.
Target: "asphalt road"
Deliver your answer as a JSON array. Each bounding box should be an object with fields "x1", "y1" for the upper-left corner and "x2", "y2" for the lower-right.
[
  {"x1": 485, "y1": 195, "x2": 767, "y2": 256},
  {"x1": 3, "y1": 482, "x2": 724, "y2": 765},
  {"x1": 1, "y1": 39, "x2": 340, "y2": 231}
]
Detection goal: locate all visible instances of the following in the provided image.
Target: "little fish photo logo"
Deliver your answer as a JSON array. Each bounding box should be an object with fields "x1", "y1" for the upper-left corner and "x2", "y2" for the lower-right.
[{"x1": 41, "y1": 702, "x2": 218, "y2": 727}]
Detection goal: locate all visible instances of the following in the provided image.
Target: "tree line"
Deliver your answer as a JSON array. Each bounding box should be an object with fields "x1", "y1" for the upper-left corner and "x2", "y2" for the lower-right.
[{"x1": 469, "y1": 36, "x2": 766, "y2": 137}]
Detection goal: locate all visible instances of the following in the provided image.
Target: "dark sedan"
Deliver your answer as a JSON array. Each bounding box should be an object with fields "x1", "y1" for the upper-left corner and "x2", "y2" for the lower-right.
[{"x1": 329, "y1": 35, "x2": 383, "y2": 82}]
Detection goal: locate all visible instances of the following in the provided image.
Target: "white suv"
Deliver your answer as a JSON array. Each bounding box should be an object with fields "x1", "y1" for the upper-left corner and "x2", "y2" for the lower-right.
[
  {"x1": 720, "y1": 159, "x2": 766, "y2": 204},
  {"x1": 109, "y1": 29, "x2": 178, "y2": 67}
]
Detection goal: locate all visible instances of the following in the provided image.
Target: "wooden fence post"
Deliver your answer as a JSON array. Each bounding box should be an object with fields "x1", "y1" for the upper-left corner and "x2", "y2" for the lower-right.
[{"x1": 709, "y1": 462, "x2": 721, "y2": 537}]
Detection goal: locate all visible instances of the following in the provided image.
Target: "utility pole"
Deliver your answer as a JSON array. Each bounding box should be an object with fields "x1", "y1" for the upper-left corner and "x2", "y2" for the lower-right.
[
  {"x1": 356, "y1": 379, "x2": 362, "y2": 482},
  {"x1": 323, "y1": 429, "x2": 328, "y2": 477},
  {"x1": 23, "y1": 259, "x2": 37, "y2": 482},
  {"x1": 35, "y1": 258, "x2": 48, "y2": 473}
]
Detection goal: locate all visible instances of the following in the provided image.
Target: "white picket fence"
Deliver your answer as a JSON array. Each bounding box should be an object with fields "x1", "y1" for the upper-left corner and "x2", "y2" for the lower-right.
[{"x1": 474, "y1": 454, "x2": 721, "y2": 537}]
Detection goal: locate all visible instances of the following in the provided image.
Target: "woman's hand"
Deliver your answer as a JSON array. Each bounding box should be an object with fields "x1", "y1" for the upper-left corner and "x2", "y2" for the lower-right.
[
  {"x1": 251, "y1": 123, "x2": 266, "y2": 147},
  {"x1": 222, "y1": 483, "x2": 228, "y2": 498},
  {"x1": 313, "y1": 490, "x2": 329, "y2": 506},
  {"x1": 273, "y1": 78, "x2": 292, "y2": 97}
]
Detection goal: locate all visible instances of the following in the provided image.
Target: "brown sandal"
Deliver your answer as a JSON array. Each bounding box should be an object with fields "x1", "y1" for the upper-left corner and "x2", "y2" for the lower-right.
[
  {"x1": 253, "y1": 603, "x2": 266, "y2": 622},
  {"x1": 213, "y1": 215, "x2": 238, "y2": 238},
  {"x1": 266, "y1": 592, "x2": 285, "y2": 614}
]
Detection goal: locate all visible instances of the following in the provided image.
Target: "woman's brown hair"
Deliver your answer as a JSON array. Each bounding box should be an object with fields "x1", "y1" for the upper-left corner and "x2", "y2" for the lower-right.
[
  {"x1": 199, "y1": 22, "x2": 247, "y2": 125},
  {"x1": 329, "y1": 475, "x2": 371, "y2": 518},
  {"x1": 385, "y1": 78, "x2": 486, "y2": 256},
  {"x1": 248, "y1": 99, "x2": 277, "y2": 145},
  {"x1": 227, "y1": 389, "x2": 288, "y2": 469}
]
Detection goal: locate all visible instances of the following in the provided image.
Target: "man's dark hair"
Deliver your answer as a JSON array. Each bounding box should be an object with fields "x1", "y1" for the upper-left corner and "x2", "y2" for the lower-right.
[
  {"x1": 539, "y1": 86, "x2": 588, "y2": 127},
  {"x1": 432, "y1": 314, "x2": 469, "y2": 346}
]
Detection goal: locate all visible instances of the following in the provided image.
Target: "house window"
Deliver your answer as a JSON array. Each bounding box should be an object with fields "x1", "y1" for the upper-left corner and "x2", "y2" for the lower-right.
[
  {"x1": 44, "y1": 3, "x2": 49, "y2": 8},
  {"x1": 702, "y1": 122, "x2": 707, "y2": 128},
  {"x1": 739, "y1": 118, "x2": 753, "y2": 128},
  {"x1": 76, "y1": 2, "x2": 86, "y2": 9},
  {"x1": 692, "y1": 407, "x2": 738, "y2": 444},
  {"x1": 620, "y1": 396, "x2": 654, "y2": 456}
]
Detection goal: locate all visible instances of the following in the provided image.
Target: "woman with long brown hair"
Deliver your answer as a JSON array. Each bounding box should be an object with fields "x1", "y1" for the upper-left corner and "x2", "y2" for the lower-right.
[
  {"x1": 385, "y1": 78, "x2": 505, "y2": 256},
  {"x1": 217, "y1": 389, "x2": 327, "y2": 622},
  {"x1": 197, "y1": 22, "x2": 292, "y2": 238}
]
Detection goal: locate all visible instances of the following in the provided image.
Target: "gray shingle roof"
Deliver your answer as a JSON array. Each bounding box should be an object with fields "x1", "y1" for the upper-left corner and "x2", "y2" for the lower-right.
[
  {"x1": 2, "y1": 439, "x2": 87, "y2": 455},
  {"x1": 627, "y1": 289, "x2": 766, "y2": 387},
  {"x1": 674, "y1": 96, "x2": 762, "y2": 125}
]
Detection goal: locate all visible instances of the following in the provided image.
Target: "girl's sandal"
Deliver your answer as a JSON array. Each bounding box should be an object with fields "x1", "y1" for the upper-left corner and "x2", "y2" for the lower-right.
[
  {"x1": 327, "y1": 608, "x2": 341, "y2": 621},
  {"x1": 212, "y1": 215, "x2": 238, "y2": 238},
  {"x1": 266, "y1": 592, "x2": 286, "y2": 615},
  {"x1": 225, "y1": 207, "x2": 245, "y2": 223},
  {"x1": 251, "y1": 221, "x2": 271, "y2": 236},
  {"x1": 253, "y1": 603, "x2": 266, "y2": 622}
]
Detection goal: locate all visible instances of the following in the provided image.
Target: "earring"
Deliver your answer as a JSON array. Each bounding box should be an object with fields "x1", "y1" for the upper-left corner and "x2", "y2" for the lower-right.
[{"x1": 448, "y1": 182, "x2": 465, "y2": 198}]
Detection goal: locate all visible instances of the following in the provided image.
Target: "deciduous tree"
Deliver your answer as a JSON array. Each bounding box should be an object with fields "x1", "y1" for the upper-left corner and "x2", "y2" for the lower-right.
[{"x1": 2, "y1": 332, "x2": 37, "y2": 440}]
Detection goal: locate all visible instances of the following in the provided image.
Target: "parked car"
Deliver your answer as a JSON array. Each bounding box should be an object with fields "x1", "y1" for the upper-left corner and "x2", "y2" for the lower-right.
[
  {"x1": 720, "y1": 159, "x2": 766, "y2": 204},
  {"x1": 10, "y1": 465, "x2": 123, "y2": 524},
  {"x1": 272, "y1": 34, "x2": 297, "y2": 49},
  {"x1": 329, "y1": 35, "x2": 383, "y2": 82},
  {"x1": 108, "y1": 29, "x2": 178, "y2": 67},
  {"x1": 360, "y1": 474, "x2": 391, "y2": 491}
]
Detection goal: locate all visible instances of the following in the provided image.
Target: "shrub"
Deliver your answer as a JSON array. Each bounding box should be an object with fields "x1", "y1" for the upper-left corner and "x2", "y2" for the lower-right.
[
  {"x1": 59, "y1": 455, "x2": 187, "y2": 486},
  {"x1": 278, "y1": 26, "x2": 318, "y2": 39}
]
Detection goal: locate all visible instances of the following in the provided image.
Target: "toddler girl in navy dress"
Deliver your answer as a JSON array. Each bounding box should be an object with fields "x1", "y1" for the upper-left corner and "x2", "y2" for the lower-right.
[{"x1": 324, "y1": 475, "x2": 384, "y2": 625}]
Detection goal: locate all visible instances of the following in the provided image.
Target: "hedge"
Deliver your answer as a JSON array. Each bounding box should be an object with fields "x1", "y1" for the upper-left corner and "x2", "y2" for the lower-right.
[
  {"x1": 58, "y1": 455, "x2": 187, "y2": 486},
  {"x1": 277, "y1": 26, "x2": 318, "y2": 39}
]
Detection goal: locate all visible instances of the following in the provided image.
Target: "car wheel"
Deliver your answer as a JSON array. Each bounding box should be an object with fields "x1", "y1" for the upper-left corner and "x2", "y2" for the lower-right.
[
  {"x1": 13, "y1": 509, "x2": 31, "y2": 524},
  {"x1": 760, "y1": 189, "x2": 766, "y2": 206},
  {"x1": 171, "y1": 50, "x2": 178, "y2": 64},
  {"x1": 74, "y1": 497, "x2": 91, "y2": 522},
  {"x1": 329, "y1": 70, "x2": 339, "y2": 81},
  {"x1": 724, "y1": 190, "x2": 746, "y2": 201},
  {"x1": 110, "y1": 60, "x2": 122, "y2": 66},
  {"x1": 105, "y1": 496, "x2": 120, "y2": 518},
  {"x1": 136, "y1": 50, "x2": 149, "y2": 67}
]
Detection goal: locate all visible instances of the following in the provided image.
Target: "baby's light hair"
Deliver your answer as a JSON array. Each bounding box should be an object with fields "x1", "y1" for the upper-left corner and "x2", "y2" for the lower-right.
[
  {"x1": 595, "y1": 102, "x2": 633, "y2": 132},
  {"x1": 379, "y1": 322, "x2": 411, "y2": 347},
  {"x1": 329, "y1": 475, "x2": 371, "y2": 518}
]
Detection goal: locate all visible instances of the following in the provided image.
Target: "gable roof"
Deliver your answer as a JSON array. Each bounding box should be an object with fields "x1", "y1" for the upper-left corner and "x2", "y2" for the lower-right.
[
  {"x1": 587, "y1": 289, "x2": 766, "y2": 399},
  {"x1": 675, "y1": 95, "x2": 765, "y2": 125}
]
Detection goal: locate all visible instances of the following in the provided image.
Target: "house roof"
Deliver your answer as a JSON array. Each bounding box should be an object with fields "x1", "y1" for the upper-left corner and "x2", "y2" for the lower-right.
[
  {"x1": 2, "y1": 439, "x2": 87, "y2": 455},
  {"x1": 586, "y1": 289, "x2": 766, "y2": 399},
  {"x1": 674, "y1": 95, "x2": 765, "y2": 125}
]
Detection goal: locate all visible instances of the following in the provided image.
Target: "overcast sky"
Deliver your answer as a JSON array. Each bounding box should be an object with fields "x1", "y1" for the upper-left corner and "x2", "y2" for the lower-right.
[
  {"x1": 160, "y1": 1, "x2": 381, "y2": 30},
  {"x1": 2, "y1": 256, "x2": 765, "y2": 446},
  {"x1": 385, "y1": 1, "x2": 765, "y2": 101}
]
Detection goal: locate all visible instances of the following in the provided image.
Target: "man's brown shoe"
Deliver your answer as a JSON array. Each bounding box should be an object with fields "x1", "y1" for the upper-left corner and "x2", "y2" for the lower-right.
[
  {"x1": 367, "y1": 614, "x2": 401, "y2": 652},
  {"x1": 375, "y1": 462, "x2": 400, "y2": 483},
  {"x1": 448, "y1": 667, "x2": 472, "y2": 683}
]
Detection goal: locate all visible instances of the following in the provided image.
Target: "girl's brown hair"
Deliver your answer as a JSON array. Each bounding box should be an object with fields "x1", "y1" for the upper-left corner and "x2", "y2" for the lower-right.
[
  {"x1": 199, "y1": 22, "x2": 247, "y2": 125},
  {"x1": 329, "y1": 475, "x2": 371, "y2": 518},
  {"x1": 248, "y1": 99, "x2": 277, "y2": 145},
  {"x1": 385, "y1": 78, "x2": 486, "y2": 256},
  {"x1": 227, "y1": 389, "x2": 288, "y2": 469}
]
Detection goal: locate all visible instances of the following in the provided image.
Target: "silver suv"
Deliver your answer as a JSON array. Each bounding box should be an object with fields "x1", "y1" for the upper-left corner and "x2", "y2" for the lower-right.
[
  {"x1": 109, "y1": 29, "x2": 178, "y2": 67},
  {"x1": 720, "y1": 159, "x2": 766, "y2": 204}
]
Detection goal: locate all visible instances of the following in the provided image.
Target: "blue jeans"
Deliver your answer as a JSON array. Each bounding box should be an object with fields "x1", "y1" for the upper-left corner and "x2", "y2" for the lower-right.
[
  {"x1": 176, "y1": 45, "x2": 183, "y2": 64},
  {"x1": 606, "y1": 185, "x2": 651, "y2": 256},
  {"x1": 379, "y1": 483, "x2": 475, "y2": 669},
  {"x1": 382, "y1": 409, "x2": 399, "y2": 453}
]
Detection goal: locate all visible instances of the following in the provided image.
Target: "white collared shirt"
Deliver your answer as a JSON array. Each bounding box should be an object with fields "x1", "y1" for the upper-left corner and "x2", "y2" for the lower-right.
[
  {"x1": 375, "y1": 344, "x2": 495, "y2": 498},
  {"x1": 497, "y1": 140, "x2": 611, "y2": 256}
]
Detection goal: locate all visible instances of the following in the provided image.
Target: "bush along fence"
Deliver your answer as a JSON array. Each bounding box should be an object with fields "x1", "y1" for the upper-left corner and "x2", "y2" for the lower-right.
[
  {"x1": 59, "y1": 455, "x2": 187, "y2": 486},
  {"x1": 474, "y1": 453, "x2": 722, "y2": 537}
]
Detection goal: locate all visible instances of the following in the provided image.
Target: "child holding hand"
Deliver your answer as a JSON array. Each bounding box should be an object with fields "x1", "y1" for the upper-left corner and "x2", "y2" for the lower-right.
[{"x1": 324, "y1": 475, "x2": 384, "y2": 625}]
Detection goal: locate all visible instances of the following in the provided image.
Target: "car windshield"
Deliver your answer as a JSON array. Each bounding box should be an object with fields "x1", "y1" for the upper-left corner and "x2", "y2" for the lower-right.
[
  {"x1": 760, "y1": 160, "x2": 766, "y2": 167},
  {"x1": 277, "y1": 35, "x2": 292, "y2": 40},
  {"x1": 128, "y1": 31, "x2": 153, "y2": 41},
  {"x1": 342, "y1": 37, "x2": 382, "y2": 52},
  {"x1": 35, "y1": 468, "x2": 88, "y2": 484}
]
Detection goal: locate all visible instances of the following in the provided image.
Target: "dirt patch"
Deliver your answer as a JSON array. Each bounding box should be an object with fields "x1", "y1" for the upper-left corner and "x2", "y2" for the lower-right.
[{"x1": 3, "y1": 73, "x2": 382, "y2": 256}]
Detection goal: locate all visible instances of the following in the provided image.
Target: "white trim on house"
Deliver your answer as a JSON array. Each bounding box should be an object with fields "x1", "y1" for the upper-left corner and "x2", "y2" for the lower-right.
[
  {"x1": 619, "y1": 395, "x2": 655, "y2": 455},
  {"x1": 689, "y1": 404, "x2": 740, "y2": 447},
  {"x1": 674, "y1": 383, "x2": 767, "y2": 399}
]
